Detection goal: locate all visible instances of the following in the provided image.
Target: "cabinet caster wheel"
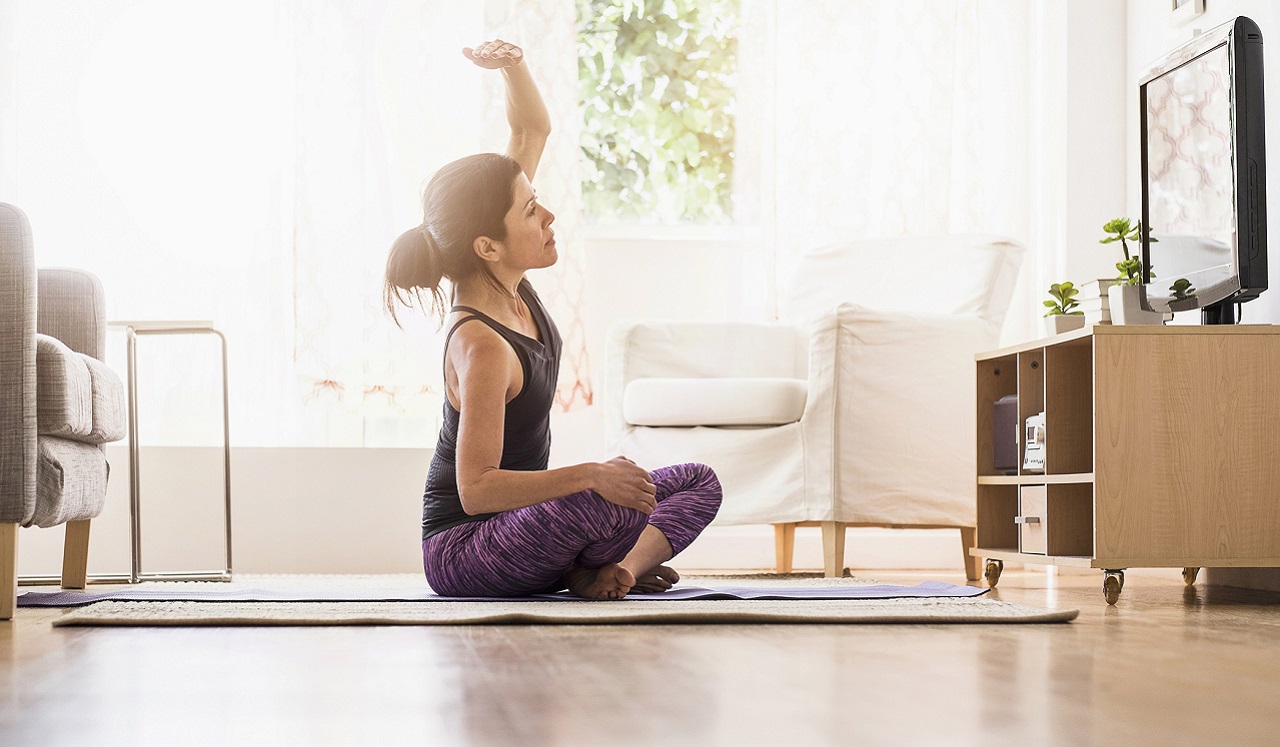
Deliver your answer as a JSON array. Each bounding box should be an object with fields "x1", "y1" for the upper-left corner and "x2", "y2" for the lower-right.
[
  {"x1": 984, "y1": 559, "x2": 1003, "y2": 588},
  {"x1": 1183, "y1": 567, "x2": 1200, "y2": 587},
  {"x1": 1103, "y1": 570, "x2": 1125, "y2": 605}
]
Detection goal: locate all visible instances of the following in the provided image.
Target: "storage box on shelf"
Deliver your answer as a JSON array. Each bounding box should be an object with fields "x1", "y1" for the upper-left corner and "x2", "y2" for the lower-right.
[
  {"x1": 1078, "y1": 279, "x2": 1120, "y2": 325},
  {"x1": 973, "y1": 325, "x2": 1280, "y2": 604}
]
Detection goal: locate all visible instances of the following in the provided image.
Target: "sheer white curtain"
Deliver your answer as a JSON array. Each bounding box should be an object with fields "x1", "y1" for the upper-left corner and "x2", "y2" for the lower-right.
[
  {"x1": 288, "y1": 0, "x2": 485, "y2": 438},
  {"x1": 0, "y1": 0, "x2": 589, "y2": 447}
]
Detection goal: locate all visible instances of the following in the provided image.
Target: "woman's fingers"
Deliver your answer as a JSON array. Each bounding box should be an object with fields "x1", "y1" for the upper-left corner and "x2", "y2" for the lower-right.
[
  {"x1": 463, "y1": 39, "x2": 524, "y2": 66},
  {"x1": 638, "y1": 473, "x2": 657, "y2": 512},
  {"x1": 597, "y1": 456, "x2": 657, "y2": 514},
  {"x1": 642, "y1": 488, "x2": 656, "y2": 511},
  {"x1": 628, "y1": 486, "x2": 655, "y2": 514}
]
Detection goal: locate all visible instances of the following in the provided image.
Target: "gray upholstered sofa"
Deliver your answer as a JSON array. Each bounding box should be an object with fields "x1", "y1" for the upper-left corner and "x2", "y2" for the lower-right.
[{"x1": 1, "y1": 202, "x2": 126, "y2": 620}]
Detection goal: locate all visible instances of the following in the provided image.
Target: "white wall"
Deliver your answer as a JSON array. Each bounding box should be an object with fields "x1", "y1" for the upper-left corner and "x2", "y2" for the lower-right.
[
  {"x1": 1064, "y1": 1, "x2": 1131, "y2": 287},
  {"x1": 15, "y1": 445, "x2": 966, "y2": 577},
  {"x1": 1017, "y1": 0, "x2": 1131, "y2": 325}
]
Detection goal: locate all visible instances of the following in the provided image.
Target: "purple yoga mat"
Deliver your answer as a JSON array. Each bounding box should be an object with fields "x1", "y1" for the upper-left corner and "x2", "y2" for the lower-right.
[{"x1": 16, "y1": 581, "x2": 986, "y2": 607}]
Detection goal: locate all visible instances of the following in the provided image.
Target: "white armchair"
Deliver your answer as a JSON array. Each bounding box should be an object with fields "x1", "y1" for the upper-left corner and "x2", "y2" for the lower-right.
[{"x1": 606, "y1": 235, "x2": 1024, "y2": 579}]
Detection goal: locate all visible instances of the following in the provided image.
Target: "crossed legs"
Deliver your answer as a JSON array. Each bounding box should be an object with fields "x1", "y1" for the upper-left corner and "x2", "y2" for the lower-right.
[{"x1": 423, "y1": 462, "x2": 721, "y2": 598}]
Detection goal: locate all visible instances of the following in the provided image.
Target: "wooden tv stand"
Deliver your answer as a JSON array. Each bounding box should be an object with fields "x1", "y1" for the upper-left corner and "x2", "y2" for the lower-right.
[{"x1": 972, "y1": 324, "x2": 1280, "y2": 604}]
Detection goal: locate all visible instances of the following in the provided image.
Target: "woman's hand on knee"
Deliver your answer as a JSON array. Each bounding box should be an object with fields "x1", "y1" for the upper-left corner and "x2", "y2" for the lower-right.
[{"x1": 594, "y1": 456, "x2": 657, "y2": 515}]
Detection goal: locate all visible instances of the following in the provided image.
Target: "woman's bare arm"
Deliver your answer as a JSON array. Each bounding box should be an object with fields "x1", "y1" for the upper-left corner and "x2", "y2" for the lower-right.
[
  {"x1": 463, "y1": 39, "x2": 550, "y2": 180},
  {"x1": 449, "y1": 324, "x2": 656, "y2": 516}
]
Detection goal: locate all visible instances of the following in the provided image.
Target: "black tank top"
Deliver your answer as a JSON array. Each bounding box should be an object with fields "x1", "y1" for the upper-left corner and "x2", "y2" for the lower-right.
[{"x1": 421, "y1": 278, "x2": 563, "y2": 540}]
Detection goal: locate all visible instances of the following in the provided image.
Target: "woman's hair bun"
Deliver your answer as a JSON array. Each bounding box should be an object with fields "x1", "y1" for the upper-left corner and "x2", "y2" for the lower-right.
[{"x1": 385, "y1": 224, "x2": 446, "y2": 324}]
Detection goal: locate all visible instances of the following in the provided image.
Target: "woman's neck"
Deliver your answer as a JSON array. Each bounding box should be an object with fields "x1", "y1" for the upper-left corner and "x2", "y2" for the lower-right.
[{"x1": 454, "y1": 273, "x2": 527, "y2": 319}]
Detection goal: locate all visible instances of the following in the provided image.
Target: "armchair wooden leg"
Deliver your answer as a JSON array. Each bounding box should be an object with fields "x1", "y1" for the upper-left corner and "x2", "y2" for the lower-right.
[
  {"x1": 773, "y1": 524, "x2": 797, "y2": 574},
  {"x1": 960, "y1": 526, "x2": 980, "y2": 582},
  {"x1": 61, "y1": 520, "x2": 91, "y2": 590},
  {"x1": 821, "y1": 521, "x2": 846, "y2": 578},
  {"x1": 2, "y1": 523, "x2": 17, "y2": 621}
]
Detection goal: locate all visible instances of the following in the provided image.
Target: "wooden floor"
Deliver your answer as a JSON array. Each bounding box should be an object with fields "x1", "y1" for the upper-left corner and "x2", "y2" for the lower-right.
[{"x1": 3, "y1": 567, "x2": 1279, "y2": 746}]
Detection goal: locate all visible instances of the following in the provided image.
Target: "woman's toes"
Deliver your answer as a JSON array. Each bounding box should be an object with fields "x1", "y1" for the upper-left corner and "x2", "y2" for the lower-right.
[
  {"x1": 655, "y1": 565, "x2": 680, "y2": 584},
  {"x1": 613, "y1": 564, "x2": 636, "y2": 589}
]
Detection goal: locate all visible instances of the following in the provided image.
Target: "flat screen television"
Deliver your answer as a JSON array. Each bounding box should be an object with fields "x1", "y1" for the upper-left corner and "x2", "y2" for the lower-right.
[{"x1": 1139, "y1": 16, "x2": 1267, "y2": 324}]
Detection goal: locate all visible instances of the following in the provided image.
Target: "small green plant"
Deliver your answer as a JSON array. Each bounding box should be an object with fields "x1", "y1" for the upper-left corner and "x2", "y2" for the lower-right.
[
  {"x1": 1043, "y1": 281, "x2": 1083, "y2": 317},
  {"x1": 1101, "y1": 218, "x2": 1158, "y2": 285},
  {"x1": 1170, "y1": 278, "x2": 1197, "y2": 301}
]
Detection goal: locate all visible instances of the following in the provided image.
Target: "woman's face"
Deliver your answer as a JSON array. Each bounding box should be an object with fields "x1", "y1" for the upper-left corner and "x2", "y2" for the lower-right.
[{"x1": 497, "y1": 173, "x2": 557, "y2": 270}]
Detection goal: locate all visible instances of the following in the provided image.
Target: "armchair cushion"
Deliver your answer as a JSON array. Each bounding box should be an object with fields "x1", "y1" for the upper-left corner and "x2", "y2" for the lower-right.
[
  {"x1": 623, "y1": 377, "x2": 808, "y2": 427},
  {"x1": 782, "y1": 234, "x2": 1024, "y2": 326},
  {"x1": 35, "y1": 334, "x2": 125, "y2": 444}
]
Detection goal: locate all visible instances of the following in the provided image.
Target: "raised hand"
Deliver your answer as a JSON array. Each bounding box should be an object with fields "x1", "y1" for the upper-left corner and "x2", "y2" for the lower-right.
[
  {"x1": 462, "y1": 39, "x2": 525, "y2": 70},
  {"x1": 594, "y1": 456, "x2": 657, "y2": 515}
]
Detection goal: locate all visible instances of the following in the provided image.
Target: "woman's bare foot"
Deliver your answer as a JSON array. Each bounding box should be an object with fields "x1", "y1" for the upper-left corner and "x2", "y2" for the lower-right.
[
  {"x1": 630, "y1": 565, "x2": 680, "y2": 594},
  {"x1": 562, "y1": 562, "x2": 636, "y2": 600}
]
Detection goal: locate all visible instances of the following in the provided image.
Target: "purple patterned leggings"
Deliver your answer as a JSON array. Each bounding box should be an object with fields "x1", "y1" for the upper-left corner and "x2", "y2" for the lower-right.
[{"x1": 422, "y1": 462, "x2": 722, "y2": 597}]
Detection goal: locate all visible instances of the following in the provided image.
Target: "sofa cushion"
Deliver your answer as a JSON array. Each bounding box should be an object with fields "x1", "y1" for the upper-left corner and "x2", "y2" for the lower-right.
[
  {"x1": 35, "y1": 334, "x2": 92, "y2": 439},
  {"x1": 623, "y1": 377, "x2": 808, "y2": 427},
  {"x1": 33, "y1": 436, "x2": 109, "y2": 528},
  {"x1": 781, "y1": 234, "x2": 1024, "y2": 326}
]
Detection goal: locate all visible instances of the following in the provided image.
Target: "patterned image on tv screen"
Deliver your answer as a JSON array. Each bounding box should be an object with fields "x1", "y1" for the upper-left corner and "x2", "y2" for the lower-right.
[{"x1": 1145, "y1": 43, "x2": 1236, "y2": 297}]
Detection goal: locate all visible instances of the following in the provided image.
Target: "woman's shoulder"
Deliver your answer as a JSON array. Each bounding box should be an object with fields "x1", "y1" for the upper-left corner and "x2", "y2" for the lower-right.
[{"x1": 446, "y1": 313, "x2": 503, "y2": 349}]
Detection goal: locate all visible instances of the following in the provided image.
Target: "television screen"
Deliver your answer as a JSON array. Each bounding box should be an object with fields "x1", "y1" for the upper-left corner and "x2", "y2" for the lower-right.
[{"x1": 1139, "y1": 17, "x2": 1266, "y2": 321}]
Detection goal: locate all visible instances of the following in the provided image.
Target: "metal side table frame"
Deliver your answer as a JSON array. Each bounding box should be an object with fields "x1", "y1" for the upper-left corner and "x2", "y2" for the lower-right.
[
  {"x1": 18, "y1": 321, "x2": 233, "y2": 587},
  {"x1": 116, "y1": 320, "x2": 233, "y2": 583}
]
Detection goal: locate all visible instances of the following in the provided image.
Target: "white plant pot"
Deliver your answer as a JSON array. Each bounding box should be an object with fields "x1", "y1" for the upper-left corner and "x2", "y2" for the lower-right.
[
  {"x1": 1044, "y1": 314, "x2": 1086, "y2": 336},
  {"x1": 1107, "y1": 283, "x2": 1168, "y2": 325}
]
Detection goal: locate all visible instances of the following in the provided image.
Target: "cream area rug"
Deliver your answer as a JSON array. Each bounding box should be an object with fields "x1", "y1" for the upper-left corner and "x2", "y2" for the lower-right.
[{"x1": 43, "y1": 574, "x2": 1078, "y2": 626}]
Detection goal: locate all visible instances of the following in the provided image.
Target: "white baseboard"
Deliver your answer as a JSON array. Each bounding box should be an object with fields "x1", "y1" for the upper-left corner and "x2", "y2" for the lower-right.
[
  {"x1": 1205, "y1": 568, "x2": 1280, "y2": 592},
  {"x1": 15, "y1": 446, "x2": 965, "y2": 576}
]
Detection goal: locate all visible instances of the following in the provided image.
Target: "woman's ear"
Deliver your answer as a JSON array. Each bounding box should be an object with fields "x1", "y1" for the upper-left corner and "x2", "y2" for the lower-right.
[{"x1": 472, "y1": 236, "x2": 502, "y2": 264}]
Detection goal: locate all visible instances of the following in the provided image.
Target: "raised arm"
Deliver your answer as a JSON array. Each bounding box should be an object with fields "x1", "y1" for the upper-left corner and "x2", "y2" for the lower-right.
[{"x1": 463, "y1": 39, "x2": 550, "y2": 180}]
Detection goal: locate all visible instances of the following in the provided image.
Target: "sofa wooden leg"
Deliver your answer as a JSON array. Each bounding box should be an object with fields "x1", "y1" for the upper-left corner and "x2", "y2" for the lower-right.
[
  {"x1": 62, "y1": 520, "x2": 91, "y2": 590},
  {"x1": 960, "y1": 526, "x2": 980, "y2": 582},
  {"x1": 821, "y1": 521, "x2": 846, "y2": 578},
  {"x1": 773, "y1": 524, "x2": 797, "y2": 574},
  {"x1": 1, "y1": 523, "x2": 17, "y2": 621}
]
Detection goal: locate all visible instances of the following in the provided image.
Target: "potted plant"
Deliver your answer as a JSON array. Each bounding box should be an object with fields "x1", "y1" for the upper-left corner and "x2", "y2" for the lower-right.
[
  {"x1": 1099, "y1": 218, "x2": 1168, "y2": 325},
  {"x1": 1101, "y1": 217, "x2": 1157, "y2": 285},
  {"x1": 1043, "y1": 281, "x2": 1086, "y2": 335}
]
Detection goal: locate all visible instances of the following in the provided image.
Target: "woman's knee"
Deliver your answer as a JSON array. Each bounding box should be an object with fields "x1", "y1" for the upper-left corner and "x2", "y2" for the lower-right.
[
  {"x1": 559, "y1": 489, "x2": 650, "y2": 534},
  {"x1": 682, "y1": 462, "x2": 723, "y2": 504}
]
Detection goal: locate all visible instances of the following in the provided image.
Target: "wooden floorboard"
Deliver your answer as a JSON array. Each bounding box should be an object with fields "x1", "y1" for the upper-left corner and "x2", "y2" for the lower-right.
[{"x1": 3, "y1": 568, "x2": 1280, "y2": 746}]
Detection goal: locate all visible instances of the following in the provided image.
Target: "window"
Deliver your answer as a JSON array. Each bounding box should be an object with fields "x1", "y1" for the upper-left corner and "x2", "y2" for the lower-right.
[{"x1": 576, "y1": 0, "x2": 740, "y2": 225}]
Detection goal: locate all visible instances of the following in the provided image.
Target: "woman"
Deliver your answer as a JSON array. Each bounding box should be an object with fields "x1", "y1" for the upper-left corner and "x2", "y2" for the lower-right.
[{"x1": 385, "y1": 40, "x2": 722, "y2": 599}]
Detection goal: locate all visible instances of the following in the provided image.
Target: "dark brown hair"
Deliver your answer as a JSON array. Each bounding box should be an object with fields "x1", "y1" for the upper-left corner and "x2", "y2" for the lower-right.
[{"x1": 384, "y1": 153, "x2": 524, "y2": 325}]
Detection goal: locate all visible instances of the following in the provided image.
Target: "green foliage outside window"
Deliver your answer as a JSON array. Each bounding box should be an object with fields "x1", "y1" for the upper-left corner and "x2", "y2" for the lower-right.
[{"x1": 576, "y1": 0, "x2": 739, "y2": 224}]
